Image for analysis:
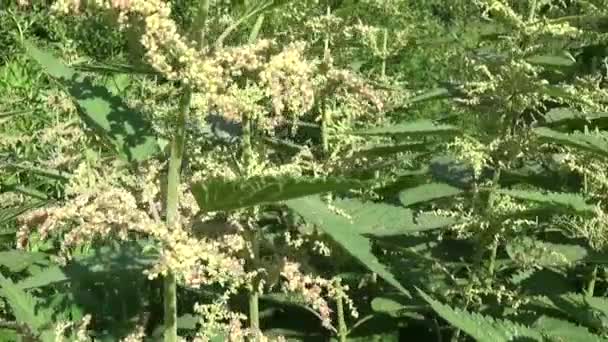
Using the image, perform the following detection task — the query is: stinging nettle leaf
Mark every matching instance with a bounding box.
[23,40,160,163]
[330,198,455,235]
[286,196,411,297]
[496,188,596,215]
[399,182,463,207]
[506,237,588,267]
[350,120,459,138]
[541,108,608,130]
[418,289,543,342]
[534,127,608,159]
[533,316,606,342]
[526,53,576,67]
[0,273,55,337]
[17,266,68,290]
[0,251,49,273]
[192,176,366,213]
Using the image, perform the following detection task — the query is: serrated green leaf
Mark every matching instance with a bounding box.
[17,266,68,289]
[399,183,463,207]
[23,40,159,163]
[535,293,608,332]
[542,108,608,129]
[371,297,424,319]
[534,127,608,159]
[533,316,606,342]
[330,198,455,235]
[286,196,410,297]
[0,201,47,226]
[192,176,365,213]
[0,273,55,337]
[0,251,49,273]
[351,120,459,137]
[418,289,543,342]
[352,142,428,158]
[497,189,596,214]
[403,87,454,104]
[526,53,576,67]
[506,237,588,266]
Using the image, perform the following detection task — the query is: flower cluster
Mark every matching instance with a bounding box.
[280,260,358,330]
[17,183,157,262]
[144,225,251,290]
[51,0,385,131]
[192,301,286,342]
[259,42,316,117]
[17,160,253,292]
[53,314,92,342]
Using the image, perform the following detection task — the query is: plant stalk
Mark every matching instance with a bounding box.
[241,112,260,336]
[163,86,192,342]
[528,0,538,22]
[381,27,388,79]
[321,7,331,156]
[587,265,598,298]
[337,295,347,342]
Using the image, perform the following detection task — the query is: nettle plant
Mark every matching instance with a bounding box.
[2,1,439,341]
[402,0,608,341]
[4,0,608,341]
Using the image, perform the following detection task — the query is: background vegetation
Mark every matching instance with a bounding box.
[1,0,608,341]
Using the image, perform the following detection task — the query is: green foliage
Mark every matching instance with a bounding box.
[418,289,544,342]
[535,127,608,159]
[286,196,411,296]
[399,183,463,207]
[496,189,597,215]
[192,176,366,213]
[23,40,160,163]
[3,0,608,340]
[0,250,50,273]
[351,120,459,138]
[0,273,55,340]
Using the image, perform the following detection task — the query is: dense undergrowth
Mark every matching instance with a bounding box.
[1,0,608,341]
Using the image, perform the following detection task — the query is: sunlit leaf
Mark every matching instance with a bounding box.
[351,120,459,137]
[286,196,410,297]
[399,183,463,207]
[192,176,365,213]
[24,40,160,163]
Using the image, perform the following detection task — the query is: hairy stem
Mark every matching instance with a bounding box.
[587,265,598,298]
[486,168,502,278]
[337,295,347,342]
[488,237,499,277]
[163,87,192,342]
[241,112,260,335]
[528,0,538,22]
[194,0,210,50]
[381,27,388,79]
[321,7,331,156]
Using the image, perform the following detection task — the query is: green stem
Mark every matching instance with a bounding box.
[527,0,538,22]
[381,27,388,79]
[587,265,598,298]
[241,112,260,335]
[249,228,260,335]
[163,87,192,342]
[486,168,502,278]
[242,113,253,174]
[337,295,347,342]
[488,237,499,277]
[321,7,331,156]
[249,285,260,333]
[194,0,210,50]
